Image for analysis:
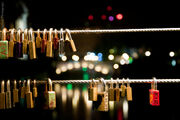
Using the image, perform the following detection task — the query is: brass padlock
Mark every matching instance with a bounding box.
[115,80,120,101]
[88,79,97,101]
[8,29,15,57]
[23,29,28,54]
[29,29,37,59]
[33,80,38,98]
[120,79,126,97]
[21,80,26,99]
[0,81,6,109]
[126,78,132,101]
[46,28,53,57]
[0,28,8,59]
[26,79,34,109]
[15,29,23,58]
[6,80,12,109]
[13,80,19,107]
[36,29,42,48]
[41,29,47,53]
[65,29,77,52]
[108,78,115,101]
[44,78,56,109]
[53,29,59,50]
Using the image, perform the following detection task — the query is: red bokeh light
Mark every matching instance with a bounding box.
[88,15,94,20]
[107,6,112,11]
[101,14,107,20]
[116,13,123,20]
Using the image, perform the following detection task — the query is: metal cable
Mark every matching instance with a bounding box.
[35,79,180,84]
[1,28,180,34]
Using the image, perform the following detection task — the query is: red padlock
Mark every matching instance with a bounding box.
[149,78,160,106]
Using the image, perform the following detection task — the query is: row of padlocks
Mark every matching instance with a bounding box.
[0,28,76,59]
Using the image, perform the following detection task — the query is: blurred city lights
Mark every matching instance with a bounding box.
[72,55,79,61]
[132,52,138,59]
[82,62,88,68]
[61,86,67,104]
[122,53,129,60]
[84,53,99,61]
[101,14,107,20]
[116,13,123,20]
[128,57,133,64]
[74,62,81,69]
[54,84,61,94]
[72,89,80,109]
[88,14,94,20]
[123,99,129,119]
[109,16,114,21]
[107,6,112,11]
[171,60,176,66]
[145,51,151,57]
[56,68,61,74]
[108,54,114,60]
[109,101,114,111]
[97,53,103,61]
[109,49,115,54]
[120,59,126,65]
[61,66,67,72]
[67,63,74,70]
[113,64,119,69]
[101,68,109,74]
[169,51,175,57]
[95,65,102,72]
[88,63,94,69]
[61,56,67,61]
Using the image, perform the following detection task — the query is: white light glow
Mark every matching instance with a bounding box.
[61,86,67,104]
[169,51,175,57]
[88,63,94,69]
[67,63,73,70]
[74,62,80,69]
[61,66,67,72]
[122,53,129,60]
[56,68,61,74]
[61,56,67,61]
[145,51,151,56]
[82,62,88,68]
[113,64,119,69]
[108,54,114,60]
[120,59,126,65]
[95,65,102,72]
[123,99,129,119]
[102,68,109,74]
[72,55,79,61]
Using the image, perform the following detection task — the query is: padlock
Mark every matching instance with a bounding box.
[33,80,38,98]
[0,28,8,59]
[120,79,126,97]
[46,28,53,57]
[13,80,19,107]
[19,80,26,108]
[126,78,132,101]
[88,79,97,101]
[44,78,56,109]
[115,80,120,101]
[59,28,65,57]
[8,29,15,57]
[53,29,59,50]
[14,29,23,58]
[26,79,34,108]
[36,29,42,48]
[108,78,115,101]
[29,29,37,59]
[65,29,77,52]
[6,80,12,109]
[149,78,160,106]
[93,78,109,112]
[0,81,6,109]
[41,29,47,53]
[23,29,28,54]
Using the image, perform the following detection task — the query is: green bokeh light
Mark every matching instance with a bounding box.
[67,84,72,90]
[128,57,133,64]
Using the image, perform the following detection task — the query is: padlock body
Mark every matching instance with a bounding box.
[22,39,28,54]
[33,87,38,98]
[127,86,132,101]
[0,41,8,59]
[6,91,12,109]
[41,39,46,53]
[88,87,97,101]
[115,88,120,101]
[53,37,59,50]
[44,91,56,109]
[29,41,36,59]
[8,41,14,57]
[13,89,19,103]
[108,88,115,101]
[0,93,6,109]
[26,92,34,108]
[149,89,160,106]
[36,36,41,48]
[46,41,53,57]
[121,85,126,97]
[14,42,22,58]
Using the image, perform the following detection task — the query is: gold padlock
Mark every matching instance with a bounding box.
[108,78,115,101]
[33,80,38,98]
[21,80,26,99]
[120,79,126,97]
[13,80,19,107]
[29,29,37,59]
[115,80,120,101]
[65,29,77,52]
[126,78,132,101]
[26,79,34,109]
[8,29,15,57]
[46,28,53,57]
[23,29,28,54]
[36,29,42,48]
[0,81,5,109]
[88,79,97,101]
[0,28,8,59]
[6,80,12,109]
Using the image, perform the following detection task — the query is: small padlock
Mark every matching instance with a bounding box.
[41,29,47,53]
[126,78,132,101]
[13,80,19,107]
[0,28,8,59]
[20,80,26,108]
[120,79,126,97]
[8,29,15,57]
[33,80,38,98]
[6,80,12,109]
[44,78,56,109]
[53,29,59,50]
[108,78,115,101]
[46,28,53,57]
[36,29,42,48]
[14,29,23,58]
[0,81,5,109]
[29,29,37,59]
[59,28,65,57]
[23,29,28,54]
[65,29,77,52]
[115,80,120,101]
[149,78,160,106]
[26,79,34,109]
[88,79,97,101]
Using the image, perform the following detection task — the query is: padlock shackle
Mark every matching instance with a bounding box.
[29,28,34,42]
[2,28,7,41]
[27,79,31,92]
[127,78,130,87]
[65,29,72,40]
[1,80,5,93]
[110,78,113,88]
[37,29,40,37]
[6,80,10,92]
[48,28,53,42]
[60,28,64,41]
[24,29,28,40]
[33,80,37,88]
[14,80,17,89]
[54,29,58,38]
[48,78,53,91]
[43,29,47,40]
[17,29,21,42]
[10,28,15,41]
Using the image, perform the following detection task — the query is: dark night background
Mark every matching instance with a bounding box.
[1,0,180,120]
